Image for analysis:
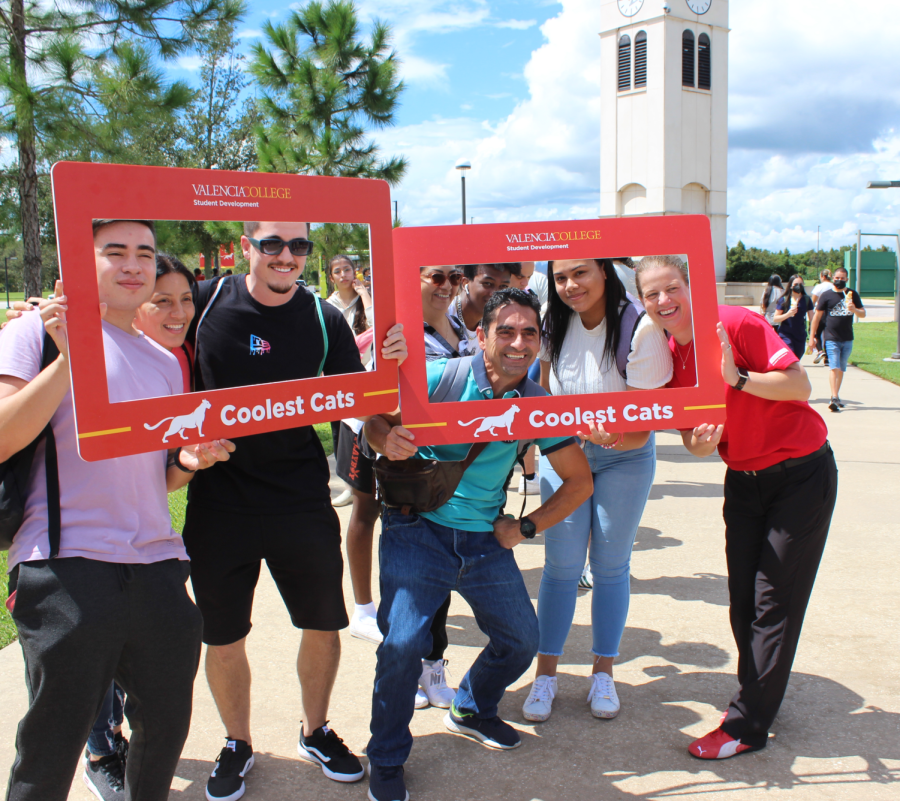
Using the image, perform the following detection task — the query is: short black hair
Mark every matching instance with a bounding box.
[156,253,194,286]
[92,219,156,245]
[481,287,541,334]
[459,263,519,281]
[834,266,849,277]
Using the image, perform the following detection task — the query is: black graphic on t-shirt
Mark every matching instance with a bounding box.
[817,288,863,343]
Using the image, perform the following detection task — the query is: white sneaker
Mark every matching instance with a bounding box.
[348,610,383,644]
[517,475,540,496]
[414,688,429,709]
[418,659,456,708]
[587,672,620,719]
[578,562,593,590]
[522,675,557,722]
[332,489,353,507]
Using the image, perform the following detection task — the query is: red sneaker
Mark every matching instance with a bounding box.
[689,727,757,759]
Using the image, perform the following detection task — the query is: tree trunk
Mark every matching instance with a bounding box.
[204,247,213,280]
[11,0,42,298]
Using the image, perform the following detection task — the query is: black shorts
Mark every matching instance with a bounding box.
[182,504,348,645]
[335,421,375,494]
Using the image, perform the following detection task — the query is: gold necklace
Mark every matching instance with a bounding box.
[675,340,694,371]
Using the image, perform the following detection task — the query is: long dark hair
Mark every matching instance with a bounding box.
[761,274,783,313]
[330,254,368,336]
[545,258,628,378]
[156,253,194,286]
[781,273,807,309]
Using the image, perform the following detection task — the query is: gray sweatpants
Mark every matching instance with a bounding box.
[5,557,203,801]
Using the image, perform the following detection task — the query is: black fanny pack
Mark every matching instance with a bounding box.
[374,442,488,515]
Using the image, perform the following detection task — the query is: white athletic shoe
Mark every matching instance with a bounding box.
[587,672,620,719]
[522,675,558,722]
[348,610,383,644]
[517,475,540,496]
[418,659,456,708]
[332,489,353,507]
[414,688,429,709]
[578,562,593,590]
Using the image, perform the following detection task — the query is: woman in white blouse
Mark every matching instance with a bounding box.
[326,254,374,336]
[522,258,672,724]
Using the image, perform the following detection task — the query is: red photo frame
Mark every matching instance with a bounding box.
[393,215,726,446]
[52,162,398,461]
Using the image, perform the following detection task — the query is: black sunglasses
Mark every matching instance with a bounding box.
[247,236,314,256]
[424,271,463,287]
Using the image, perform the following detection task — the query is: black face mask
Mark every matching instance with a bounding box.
[833,279,847,289]
[792,285,803,293]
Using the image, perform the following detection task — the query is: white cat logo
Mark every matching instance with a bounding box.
[144,399,212,443]
[458,404,520,437]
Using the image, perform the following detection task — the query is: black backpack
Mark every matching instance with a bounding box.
[0,332,61,557]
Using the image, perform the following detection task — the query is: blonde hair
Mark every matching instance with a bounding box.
[634,255,689,299]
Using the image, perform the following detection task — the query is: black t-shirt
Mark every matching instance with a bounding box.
[775,292,813,347]
[817,288,863,342]
[188,276,364,513]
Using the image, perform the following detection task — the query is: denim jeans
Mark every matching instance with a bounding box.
[824,339,853,372]
[537,435,656,658]
[368,511,539,767]
[86,682,125,757]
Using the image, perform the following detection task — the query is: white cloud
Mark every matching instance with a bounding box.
[176,55,203,72]
[398,54,450,86]
[237,29,264,39]
[370,0,900,251]
[495,19,537,30]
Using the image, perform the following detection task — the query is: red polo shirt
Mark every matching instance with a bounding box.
[668,306,827,472]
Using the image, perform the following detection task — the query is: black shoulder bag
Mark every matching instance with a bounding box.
[0,332,62,556]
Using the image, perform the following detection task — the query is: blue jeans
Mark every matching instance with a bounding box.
[537,436,656,658]
[86,683,125,757]
[825,339,852,372]
[368,511,539,766]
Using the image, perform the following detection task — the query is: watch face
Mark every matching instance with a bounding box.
[618,0,643,17]
[687,0,712,13]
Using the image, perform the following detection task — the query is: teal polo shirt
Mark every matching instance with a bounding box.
[415,356,575,532]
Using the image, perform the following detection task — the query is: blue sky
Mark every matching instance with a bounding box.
[174,0,900,254]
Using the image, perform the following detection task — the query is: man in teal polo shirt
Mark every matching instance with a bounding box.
[363,288,592,801]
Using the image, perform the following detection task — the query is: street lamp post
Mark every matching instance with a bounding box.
[455,161,471,225]
[4,256,16,309]
[865,180,900,360]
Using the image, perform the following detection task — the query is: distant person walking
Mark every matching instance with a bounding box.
[773,274,815,359]
[809,267,865,412]
[760,275,783,326]
[809,269,835,364]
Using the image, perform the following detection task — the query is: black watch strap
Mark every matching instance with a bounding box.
[520,515,537,539]
[733,367,749,391]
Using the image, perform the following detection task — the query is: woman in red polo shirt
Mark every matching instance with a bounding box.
[634,255,837,760]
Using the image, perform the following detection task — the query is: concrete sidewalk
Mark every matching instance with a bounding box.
[1,358,898,800]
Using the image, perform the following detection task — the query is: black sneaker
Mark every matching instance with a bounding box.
[367,763,409,801]
[828,398,840,412]
[114,732,129,767]
[298,723,364,782]
[83,753,125,800]
[443,702,521,750]
[836,398,846,408]
[206,739,254,801]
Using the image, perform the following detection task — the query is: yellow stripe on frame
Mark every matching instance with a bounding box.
[684,404,727,411]
[78,426,132,439]
[405,422,448,428]
[363,388,400,397]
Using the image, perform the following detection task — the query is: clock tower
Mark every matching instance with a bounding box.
[599,0,729,278]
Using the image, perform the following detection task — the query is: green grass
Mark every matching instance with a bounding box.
[849,322,900,386]
[0,551,14,650]
[314,422,334,457]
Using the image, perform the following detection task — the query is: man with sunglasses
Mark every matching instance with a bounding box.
[182,221,407,800]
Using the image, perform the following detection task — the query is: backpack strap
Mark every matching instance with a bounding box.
[430,355,475,403]
[615,294,646,381]
[313,294,329,377]
[39,333,61,558]
[193,275,227,344]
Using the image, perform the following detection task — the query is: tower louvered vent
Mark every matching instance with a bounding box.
[698,33,711,90]
[618,34,631,91]
[634,31,647,88]
[682,30,695,87]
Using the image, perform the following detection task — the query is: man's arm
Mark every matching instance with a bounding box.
[165,440,236,492]
[364,411,413,460]
[493,442,591,548]
[808,309,825,346]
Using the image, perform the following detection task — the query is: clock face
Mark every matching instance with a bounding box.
[618,0,643,17]
[687,0,712,13]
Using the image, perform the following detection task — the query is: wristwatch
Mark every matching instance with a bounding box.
[520,515,537,539]
[732,367,749,391]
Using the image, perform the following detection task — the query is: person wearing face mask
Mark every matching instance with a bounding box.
[809,269,835,365]
[772,274,815,359]
[808,267,865,412]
